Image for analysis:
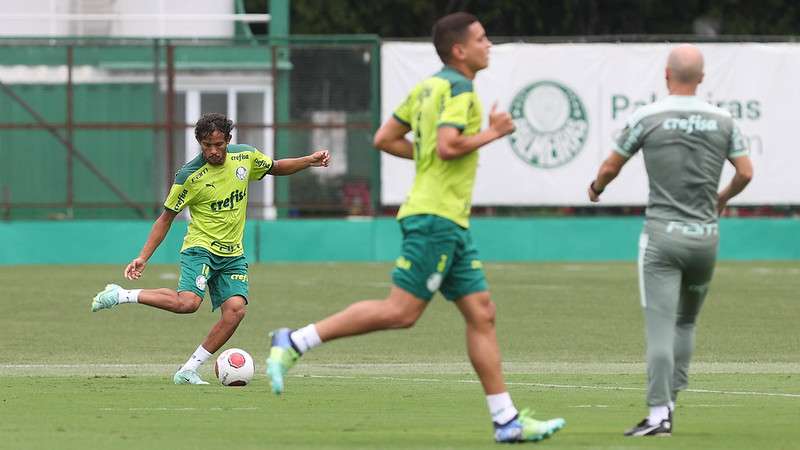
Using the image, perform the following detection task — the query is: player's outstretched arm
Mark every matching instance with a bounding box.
[436,103,515,160]
[373,117,413,159]
[124,209,178,280]
[269,150,330,176]
[717,155,753,214]
[588,152,628,202]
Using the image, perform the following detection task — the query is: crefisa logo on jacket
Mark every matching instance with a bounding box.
[509,80,589,169]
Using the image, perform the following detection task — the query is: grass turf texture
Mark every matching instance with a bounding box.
[1,262,798,449]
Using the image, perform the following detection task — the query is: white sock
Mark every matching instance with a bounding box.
[487,392,519,425]
[647,405,670,425]
[668,401,675,412]
[179,345,212,373]
[290,324,322,354]
[117,289,141,304]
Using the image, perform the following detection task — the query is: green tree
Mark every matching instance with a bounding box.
[244,0,800,37]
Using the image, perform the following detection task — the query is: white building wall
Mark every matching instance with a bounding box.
[114,0,234,38]
[0,0,236,37]
[1,0,71,36]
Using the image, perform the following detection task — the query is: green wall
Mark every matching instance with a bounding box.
[0,83,158,220]
[0,218,797,265]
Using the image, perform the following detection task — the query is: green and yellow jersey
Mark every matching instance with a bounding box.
[393,66,483,228]
[163,144,273,257]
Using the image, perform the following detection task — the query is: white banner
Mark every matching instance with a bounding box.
[381,42,796,205]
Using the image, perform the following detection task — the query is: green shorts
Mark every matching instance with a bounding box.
[391,214,488,301]
[178,247,249,311]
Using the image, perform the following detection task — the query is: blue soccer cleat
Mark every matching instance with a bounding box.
[266,328,300,395]
[494,409,566,443]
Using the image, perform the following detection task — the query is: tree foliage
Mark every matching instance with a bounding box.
[244,0,800,36]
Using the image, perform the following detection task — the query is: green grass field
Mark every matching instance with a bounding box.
[1,262,799,450]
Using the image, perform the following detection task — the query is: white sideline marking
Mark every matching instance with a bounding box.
[1,363,797,399]
[565,404,738,409]
[296,374,800,399]
[99,407,259,412]
[294,361,800,375]
[2,361,799,375]
[684,404,740,408]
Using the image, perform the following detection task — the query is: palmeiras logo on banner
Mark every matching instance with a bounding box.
[508,80,589,168]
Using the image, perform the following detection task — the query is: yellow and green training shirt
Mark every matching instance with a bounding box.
[393,65,483,228]
[163,144,273,257]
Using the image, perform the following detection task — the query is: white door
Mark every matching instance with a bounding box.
[183,87,275,219]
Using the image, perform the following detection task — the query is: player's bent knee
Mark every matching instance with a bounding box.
[384,303,420,329]
[461,292,496,327]
[483,299,497,324]
[392,312,418,329]
[472,304,496,330]
[383,289,426,329]
[182,301,201,314]
[224,306,246,323]
[177,292,202,313]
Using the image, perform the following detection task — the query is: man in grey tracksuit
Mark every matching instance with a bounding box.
[588,44,754,437]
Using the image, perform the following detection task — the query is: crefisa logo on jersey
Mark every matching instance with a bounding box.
[174,189,189,210]
[235,166,247,180]
[509,80,589,169]
[662,115,719,134]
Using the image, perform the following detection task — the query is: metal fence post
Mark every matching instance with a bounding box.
[66,45,74,218]
[165,42,176,191]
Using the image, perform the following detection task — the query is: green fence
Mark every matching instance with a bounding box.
[0,36,381,220]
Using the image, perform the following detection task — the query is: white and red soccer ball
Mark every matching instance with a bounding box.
[214,348,255,386]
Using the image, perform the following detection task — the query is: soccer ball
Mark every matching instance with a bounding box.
[214,348,255,386]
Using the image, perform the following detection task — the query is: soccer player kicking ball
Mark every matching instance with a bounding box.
[588,44,753,436]
[91,113,329,385]
[266,13,565,443]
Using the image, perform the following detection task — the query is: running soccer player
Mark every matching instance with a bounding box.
[91,112,330,385]
[265,13,565,443]
[588,44,753,436]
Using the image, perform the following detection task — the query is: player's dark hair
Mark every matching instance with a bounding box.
[432,12,479,64]
[194,112,234,141]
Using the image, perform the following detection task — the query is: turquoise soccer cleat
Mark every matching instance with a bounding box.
[266,328,300,395]
[173,369,209,385]
[91,284,121,312]
[494,409,566,443]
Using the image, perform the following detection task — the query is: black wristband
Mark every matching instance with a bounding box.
[590,181,604,195]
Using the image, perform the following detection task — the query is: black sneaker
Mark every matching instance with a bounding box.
[669,409,674,432]
[623,417,672,437]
